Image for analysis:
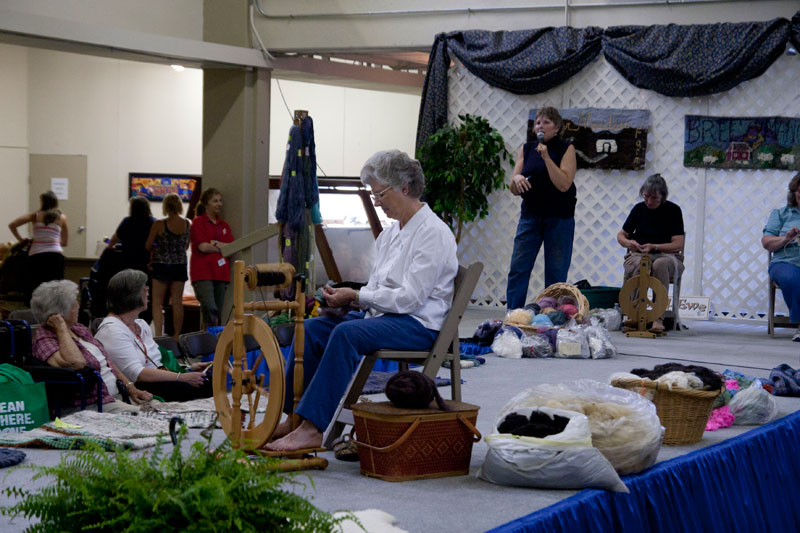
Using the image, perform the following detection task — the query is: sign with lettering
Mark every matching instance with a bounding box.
[684,115,800,170]
[667,296,711,320]
[0,383,49,433]
[528,108,651,170]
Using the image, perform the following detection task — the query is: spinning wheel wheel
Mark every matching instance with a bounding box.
[619,255,669,338]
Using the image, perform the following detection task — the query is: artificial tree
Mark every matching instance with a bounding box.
[417,113,513,243]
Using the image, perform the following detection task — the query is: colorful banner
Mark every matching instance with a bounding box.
[528,108,651,170]
[684,115,800,170]
[129,173,199,202]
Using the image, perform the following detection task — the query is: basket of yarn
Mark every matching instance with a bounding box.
[535,283,590,321]
[610,377,724,445]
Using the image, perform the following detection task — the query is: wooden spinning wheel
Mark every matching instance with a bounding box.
[619,255,669,338]
[212,260,327,469]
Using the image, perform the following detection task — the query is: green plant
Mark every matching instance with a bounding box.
[2,426,350,532]
[417,113,513,243]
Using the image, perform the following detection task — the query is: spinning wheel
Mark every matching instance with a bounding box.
[212,260,327,469]
[619,255,669,338]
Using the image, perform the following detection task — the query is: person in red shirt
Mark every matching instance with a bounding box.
[189,188,234,327]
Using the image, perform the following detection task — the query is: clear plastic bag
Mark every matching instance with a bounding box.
[584,318,617,359]
[520,334,553,358]
[478,406,628,492]
[591,307,622,331]
[555,324,590,358]
[729,381,779,425]
[498,380,663,475]
[491,329,523,359]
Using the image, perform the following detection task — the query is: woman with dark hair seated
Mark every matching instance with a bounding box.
[95,269,212,402]
[267,149,459,452]
[31,280,150,414]
[617,173,685,331]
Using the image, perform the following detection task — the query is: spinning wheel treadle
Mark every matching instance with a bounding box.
[619,255,668,338]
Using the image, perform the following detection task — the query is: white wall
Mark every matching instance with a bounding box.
[268,79,420,176]
[26,49,202,254]
[0,44,28,244]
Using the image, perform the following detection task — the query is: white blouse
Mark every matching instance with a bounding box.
[358,203,459,331]
[77,338,119,397]
[95,317,163,383]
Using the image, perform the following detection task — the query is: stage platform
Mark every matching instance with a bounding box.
[2,309,800,532]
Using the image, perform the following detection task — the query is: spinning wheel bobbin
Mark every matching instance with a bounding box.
[619,255,669,338]
[212,260,327,469]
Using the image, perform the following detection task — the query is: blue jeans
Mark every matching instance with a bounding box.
[283,311,438,433]
[506,215,575,309]
[769,261,800,322]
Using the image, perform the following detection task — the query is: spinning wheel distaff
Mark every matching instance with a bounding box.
[212,260,327,469]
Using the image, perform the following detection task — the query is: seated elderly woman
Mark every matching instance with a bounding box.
[617,173,685,332]
[94,269,213,401]
[30,280,151,414]
[267,149,459,452]
[762,172,800,341]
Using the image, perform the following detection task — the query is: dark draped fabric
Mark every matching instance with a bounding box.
[416,12,799,149]
[416,28,603,150]
[603,18,791,97]
[490,410,800,533]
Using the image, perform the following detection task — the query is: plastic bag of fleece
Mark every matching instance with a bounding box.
[477,406,628,493]
[497,380,663,475]
[555,321,590,358]
[728,381,779,425]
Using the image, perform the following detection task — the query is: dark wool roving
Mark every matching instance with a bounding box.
[523,302,542,315]
[547,309,568,326]
[498,411,570,438]
[631,363,724,391]
[386,371,450,411]
[498,413,529,434]
[529,411,570,433]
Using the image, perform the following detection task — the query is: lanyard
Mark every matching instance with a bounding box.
[133,328,160,368]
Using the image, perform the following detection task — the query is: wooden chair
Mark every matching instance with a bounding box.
[767,251,799,336]
[322,262,483,449]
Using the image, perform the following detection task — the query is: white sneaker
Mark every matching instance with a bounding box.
[793,328,800,342]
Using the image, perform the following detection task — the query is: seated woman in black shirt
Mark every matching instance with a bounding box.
[616,173,685,331]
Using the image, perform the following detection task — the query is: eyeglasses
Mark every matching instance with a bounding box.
[371,186,393,200]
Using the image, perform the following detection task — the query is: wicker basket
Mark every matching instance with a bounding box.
[504,282,591,333]
[611,377,724,445]
[351,400,481,482]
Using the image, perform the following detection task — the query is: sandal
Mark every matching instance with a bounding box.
[332,435,360,462]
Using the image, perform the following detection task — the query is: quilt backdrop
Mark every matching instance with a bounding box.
[684,115,800,170]
[528,108,650,170]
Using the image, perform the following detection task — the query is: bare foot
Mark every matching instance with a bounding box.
[265,420,323,451]
[651,319,665,332]
[271,416,293,439]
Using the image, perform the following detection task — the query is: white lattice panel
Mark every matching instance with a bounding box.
[448,54,800,323]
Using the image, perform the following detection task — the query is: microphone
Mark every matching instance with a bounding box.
[537,131,545,143]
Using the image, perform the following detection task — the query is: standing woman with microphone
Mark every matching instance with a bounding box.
[505,106,577,310]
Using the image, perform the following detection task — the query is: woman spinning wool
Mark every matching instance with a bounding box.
[267,150,459,452]
[617,173,685,332]
[506,107,578,310]
[762,173,800,341]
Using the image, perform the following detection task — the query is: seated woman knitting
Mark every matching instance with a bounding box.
[616,173,685,332]
[762,173,800,341]
[31,280,150,414]
[95,269,213,402]
[267,149,459,452]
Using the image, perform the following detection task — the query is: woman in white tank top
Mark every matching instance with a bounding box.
[8,190,70,304]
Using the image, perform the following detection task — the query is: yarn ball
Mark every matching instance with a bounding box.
[506,309,533,325]
[537,297,558,309]
[386,371,449,411]
[540,307,557,315]
[497,325,524,339]
[523,302,541,315]
[560,304,579,318]
[547,309,568,326]
[557,295,578,307]
[531,314,553,327]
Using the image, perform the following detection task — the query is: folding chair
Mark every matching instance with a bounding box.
[178,331,218,362]
[323,262,483,448]
[767,251,800,336]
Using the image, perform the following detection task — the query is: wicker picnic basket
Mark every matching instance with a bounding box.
[505,282,591,333]
[611,377,724,445]
[351,400,481,482]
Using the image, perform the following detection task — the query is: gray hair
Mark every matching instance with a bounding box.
[360,150,425,199]
[639,173,669,203]
[107,269,148,314]
[30,280,78,323]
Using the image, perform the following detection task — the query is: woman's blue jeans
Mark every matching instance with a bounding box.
[506,215,575,309]
[769,261,800,322]
[283,311,438,433]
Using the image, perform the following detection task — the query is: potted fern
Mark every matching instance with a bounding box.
[2,426,350,532]
[417,113,513,243]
